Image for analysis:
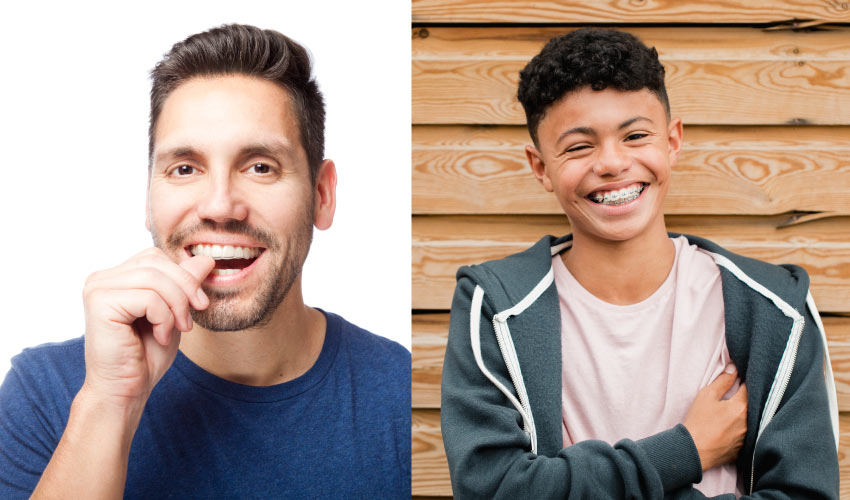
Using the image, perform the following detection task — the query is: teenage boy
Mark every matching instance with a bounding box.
[441,28,838,499]
[0,24,409,499]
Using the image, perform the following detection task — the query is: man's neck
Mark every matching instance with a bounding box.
[563,222,676,306]
[178,278,326,386]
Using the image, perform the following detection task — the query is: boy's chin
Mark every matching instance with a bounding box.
[575,216,663,244]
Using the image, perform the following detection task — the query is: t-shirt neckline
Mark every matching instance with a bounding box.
[171,309,341,403]
[553,237,684,313]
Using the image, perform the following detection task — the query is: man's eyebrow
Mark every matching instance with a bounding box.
[155,147,198,164]
[239,140,295,158]
[153,140,295,165]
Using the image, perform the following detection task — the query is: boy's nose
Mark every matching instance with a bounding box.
[593,143,631,177]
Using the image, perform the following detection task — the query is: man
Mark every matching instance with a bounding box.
[0,24,410,499]
[440,28,838,498]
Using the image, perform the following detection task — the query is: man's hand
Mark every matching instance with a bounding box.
[683,366,748,471]
[80,247,215,409]
[31,248,214,500]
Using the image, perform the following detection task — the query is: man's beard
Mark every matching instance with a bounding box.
[152,209,313,332]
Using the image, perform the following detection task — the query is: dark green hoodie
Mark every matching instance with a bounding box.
[441,233,839,499]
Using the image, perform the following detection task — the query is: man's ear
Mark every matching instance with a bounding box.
[313,159,337,230]
[667,117,684,166]
[525,145,553,192]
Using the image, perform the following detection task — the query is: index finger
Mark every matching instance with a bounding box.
[130,252,214,310]
[179,255,215,308]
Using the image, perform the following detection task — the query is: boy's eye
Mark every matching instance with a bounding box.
[626,133,649,141]
[566,145,590,153]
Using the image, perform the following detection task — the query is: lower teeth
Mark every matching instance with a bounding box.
[211,268,240,276]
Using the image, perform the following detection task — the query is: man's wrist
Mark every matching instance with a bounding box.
[71,384,147,444]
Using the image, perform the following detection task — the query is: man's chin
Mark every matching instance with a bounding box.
[191,305,272,332]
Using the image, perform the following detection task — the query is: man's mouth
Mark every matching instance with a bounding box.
[587,183,646,206]
[189,244,264,276]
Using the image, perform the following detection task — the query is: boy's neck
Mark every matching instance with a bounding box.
[562,222,676,306]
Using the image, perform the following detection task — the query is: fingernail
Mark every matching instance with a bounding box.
[186,312,193,330]
[725,364,737,374]
[196,287,208,306]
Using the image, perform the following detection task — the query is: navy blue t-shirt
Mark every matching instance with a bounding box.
[0,311,411,499]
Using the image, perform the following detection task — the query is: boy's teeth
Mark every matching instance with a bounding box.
[592,184,645,205]
[190,244,260,259]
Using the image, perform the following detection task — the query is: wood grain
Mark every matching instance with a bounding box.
[412,0,850,24]
[413,27,850,62]
[413,410,850,497]
[412,125,850,215]
[412,314,448,409]
[412,214,850,312]
[412,27,850,125]
[413,314,850,411]
[413,59,850,125]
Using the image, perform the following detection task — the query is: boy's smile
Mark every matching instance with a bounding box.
[526,87,682,244]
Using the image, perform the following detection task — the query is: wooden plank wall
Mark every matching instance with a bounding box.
[411,2,850,498]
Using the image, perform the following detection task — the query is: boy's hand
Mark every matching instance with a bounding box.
[79,248,215,412]
[682,366,748,471]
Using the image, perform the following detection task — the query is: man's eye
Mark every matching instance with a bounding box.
[174,165,195,176]
[250,163,272,174]
[566,145,590,153]
[626,133,648,141]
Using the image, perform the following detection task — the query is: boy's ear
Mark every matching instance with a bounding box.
[526,145,554,192]
[667,117,684,166]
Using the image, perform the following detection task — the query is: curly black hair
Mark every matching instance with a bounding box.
[518,28,669,146]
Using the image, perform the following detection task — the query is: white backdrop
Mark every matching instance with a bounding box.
[0,0,411,377]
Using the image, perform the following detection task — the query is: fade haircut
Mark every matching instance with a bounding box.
[517,28,669,146]
[148,24,325,183]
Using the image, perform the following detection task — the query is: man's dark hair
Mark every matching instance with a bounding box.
[517,28,669,146]
[149,24,325,183]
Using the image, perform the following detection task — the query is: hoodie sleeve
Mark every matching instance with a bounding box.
[663,291,839,500]
[441,276,705,499]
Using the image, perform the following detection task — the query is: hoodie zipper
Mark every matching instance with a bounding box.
[492,315,535,444]
[749,315,804,494]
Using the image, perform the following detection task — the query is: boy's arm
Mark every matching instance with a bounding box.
[441,276,739,499]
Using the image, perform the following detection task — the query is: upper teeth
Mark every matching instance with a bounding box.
[190,244,260,259]
[592,184,644,205]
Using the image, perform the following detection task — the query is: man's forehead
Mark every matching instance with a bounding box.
[152,75,304,163]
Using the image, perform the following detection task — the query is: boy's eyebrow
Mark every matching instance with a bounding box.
[556,126,595,145]
[555,116,654,145]
[618,116,654,129]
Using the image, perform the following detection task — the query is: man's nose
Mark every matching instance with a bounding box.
[195,172,248,222]
[592,141,631,177]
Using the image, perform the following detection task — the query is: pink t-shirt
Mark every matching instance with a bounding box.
[554,236,741,496]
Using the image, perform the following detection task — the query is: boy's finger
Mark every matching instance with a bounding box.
[710,371,737,397]
[732,383,748,402]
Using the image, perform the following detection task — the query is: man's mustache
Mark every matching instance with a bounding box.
[165,220,280,251]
